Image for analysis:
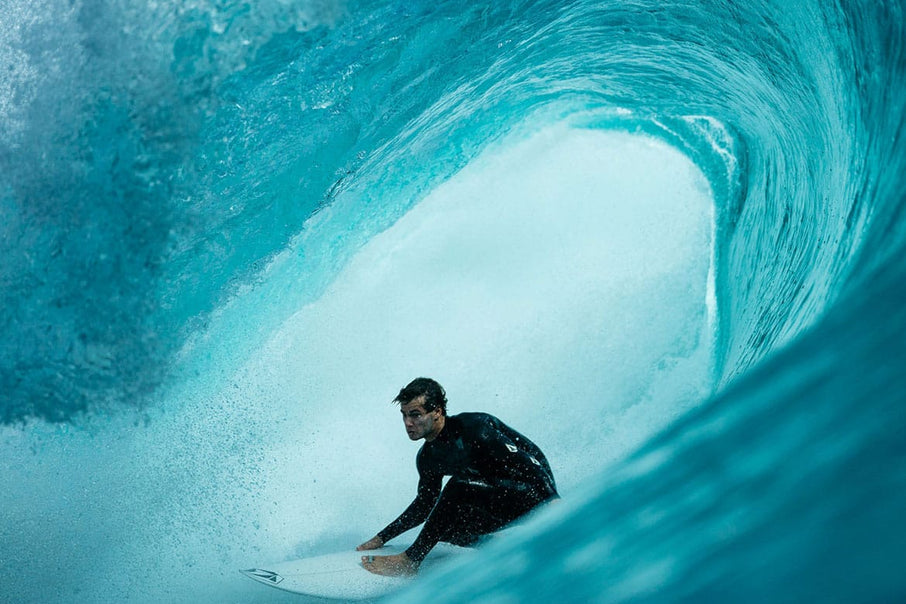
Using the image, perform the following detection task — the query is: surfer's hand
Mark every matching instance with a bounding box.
[356,536,384,551]
[361,552,418,577]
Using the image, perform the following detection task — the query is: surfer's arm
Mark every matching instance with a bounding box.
[376,469,442,544]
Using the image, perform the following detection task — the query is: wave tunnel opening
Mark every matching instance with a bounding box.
[1,122,717,603]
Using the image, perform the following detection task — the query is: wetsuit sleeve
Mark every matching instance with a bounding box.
[376,455,442,544]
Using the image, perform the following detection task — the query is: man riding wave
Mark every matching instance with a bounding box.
[358,378,558,576]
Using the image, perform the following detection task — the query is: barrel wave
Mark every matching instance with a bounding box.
[1,0,904,602]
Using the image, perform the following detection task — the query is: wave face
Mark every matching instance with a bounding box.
[2,0,905,602]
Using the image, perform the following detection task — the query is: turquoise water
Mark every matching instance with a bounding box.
[2,0,905,602]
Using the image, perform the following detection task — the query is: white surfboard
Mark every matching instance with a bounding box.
[240,543,472,600]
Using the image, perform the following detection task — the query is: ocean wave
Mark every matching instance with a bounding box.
[2,0,905,601]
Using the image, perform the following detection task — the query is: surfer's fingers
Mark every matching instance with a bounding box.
[356,536,383,551]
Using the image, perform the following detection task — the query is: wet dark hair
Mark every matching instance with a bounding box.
[393,377,447,416]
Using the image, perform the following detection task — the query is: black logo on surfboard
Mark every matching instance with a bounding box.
[241,568,284,584]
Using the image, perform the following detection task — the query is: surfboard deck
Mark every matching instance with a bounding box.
[240,543,471,600]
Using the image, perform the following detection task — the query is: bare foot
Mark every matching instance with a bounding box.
[361,552,419,577]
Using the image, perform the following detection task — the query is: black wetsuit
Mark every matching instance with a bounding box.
[377,412,558,562]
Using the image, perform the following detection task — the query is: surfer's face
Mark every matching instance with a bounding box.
[400,398,443,441]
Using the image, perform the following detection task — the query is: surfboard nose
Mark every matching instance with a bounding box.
[240,568,284,584]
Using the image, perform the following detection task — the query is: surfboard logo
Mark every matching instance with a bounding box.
[506,443,518,453]
[242,568,284,584]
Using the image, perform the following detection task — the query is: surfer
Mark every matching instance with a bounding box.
[358,377,558,576]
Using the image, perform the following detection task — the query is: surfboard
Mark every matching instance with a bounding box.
[240,543,472,600]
